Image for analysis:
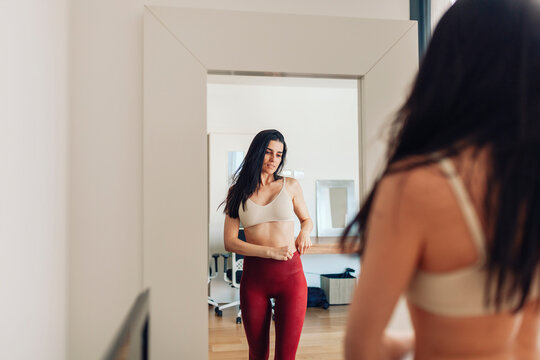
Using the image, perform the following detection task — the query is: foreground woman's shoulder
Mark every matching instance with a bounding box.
[379,156,447,209]
[387,154,444,181]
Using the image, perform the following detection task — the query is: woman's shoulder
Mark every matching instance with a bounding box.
[377,155,448,213]
[387,153,441,175]
[385,155,445,187]
[385,147,490,191]
[282,176,301,195]
[282,176,298,185]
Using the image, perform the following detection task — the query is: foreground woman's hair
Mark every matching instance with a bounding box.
[343,0,540,311]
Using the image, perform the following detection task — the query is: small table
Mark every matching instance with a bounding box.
[306,236,359,254]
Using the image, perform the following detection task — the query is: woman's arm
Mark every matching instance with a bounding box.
[288,178,313,254]
[344,170,429,360]
[514,299,540,359]
[224,215,294,260]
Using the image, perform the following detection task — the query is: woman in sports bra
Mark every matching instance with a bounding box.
[223,129,313,360]
[342,0,540,359]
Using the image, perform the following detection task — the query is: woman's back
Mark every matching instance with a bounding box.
[344,1,540,357]
[404,148,539,359]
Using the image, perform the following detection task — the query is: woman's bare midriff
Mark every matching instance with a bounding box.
[409,302,539,360]
[243,221,296,252]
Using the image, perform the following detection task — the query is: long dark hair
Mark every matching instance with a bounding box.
[224,129,287,218]
[343,0,540,311]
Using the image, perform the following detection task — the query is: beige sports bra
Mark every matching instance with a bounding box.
[406,157,539,316]
[238,177,296,228]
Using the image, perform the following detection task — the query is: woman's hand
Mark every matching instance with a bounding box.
[295,230,312,255]
[268,246,295,261]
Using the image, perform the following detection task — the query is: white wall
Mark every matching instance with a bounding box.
[70,1,409,359]
[0,1,69,359]
[69,0,144,359]
[207,77,361,302]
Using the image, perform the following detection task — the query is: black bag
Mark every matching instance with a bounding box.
[321,267,356,279]
[307,287,329,309]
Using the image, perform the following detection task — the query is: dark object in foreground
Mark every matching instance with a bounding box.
[102,289,150,360]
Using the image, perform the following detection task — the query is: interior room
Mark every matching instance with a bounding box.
[207,75,361,302]
[3,1,462,360]
[206,75,362,358]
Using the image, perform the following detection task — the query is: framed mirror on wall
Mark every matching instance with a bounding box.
[144,6,418,359]
[227,151,244,185]
[316,180,357,237]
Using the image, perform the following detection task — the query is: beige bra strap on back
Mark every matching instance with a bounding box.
[438,158,487,263]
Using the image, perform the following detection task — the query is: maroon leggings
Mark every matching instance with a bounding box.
[240,252,307,360]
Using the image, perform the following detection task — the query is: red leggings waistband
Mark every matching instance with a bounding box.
[243,251,302,278]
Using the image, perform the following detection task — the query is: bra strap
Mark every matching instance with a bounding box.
[438,158,487,263]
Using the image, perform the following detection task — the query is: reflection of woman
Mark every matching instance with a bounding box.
[343,0,540,359]
[223,129,312,360]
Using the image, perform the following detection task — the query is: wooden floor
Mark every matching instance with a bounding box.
[209,305,349,359]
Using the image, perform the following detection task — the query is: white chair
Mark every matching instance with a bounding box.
[208,253,220,309]
[216,252,243,324]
